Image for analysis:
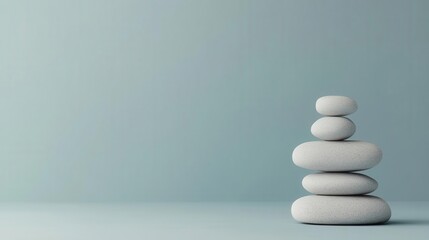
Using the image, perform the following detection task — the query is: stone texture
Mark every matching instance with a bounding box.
[311,117,356,140]
[292,141,382,172]
[302,173,378,195]
[316,96,358,116]
[291,195,391,225]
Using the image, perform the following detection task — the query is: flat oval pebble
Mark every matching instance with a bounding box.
[292,141,382,172]
[291,195,391,225]
[316,96,358,116]
[311,117,356,140]
[302,173,378,195]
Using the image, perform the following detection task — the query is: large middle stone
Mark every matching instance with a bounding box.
[292,141,382,171]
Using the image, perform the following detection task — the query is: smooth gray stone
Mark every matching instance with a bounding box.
[316,96,358,116]
[291,195,391,225]
[292,141,382,172]
[302,173,378,195]
[311,117,356,140]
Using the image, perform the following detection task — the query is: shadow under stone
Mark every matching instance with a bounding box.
[297,219,429,226]
[386,219,429,226]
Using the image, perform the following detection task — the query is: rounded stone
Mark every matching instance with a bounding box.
[292,141,382,172]
[302,173,378,195]
[316,96,358,116]
[291,195,391,225]
[311,117,356,140]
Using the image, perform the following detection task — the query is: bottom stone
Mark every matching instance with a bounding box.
[291,195,391,225]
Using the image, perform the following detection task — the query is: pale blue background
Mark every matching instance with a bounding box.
[0,0,428,201]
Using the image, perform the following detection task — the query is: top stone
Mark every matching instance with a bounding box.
[316,96,358,116]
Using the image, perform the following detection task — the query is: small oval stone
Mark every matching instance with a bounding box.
[316,96,358,116]
[311,117,356,140]
[292,141,382,172]
[291,195,391,225]
[302,173,378,195]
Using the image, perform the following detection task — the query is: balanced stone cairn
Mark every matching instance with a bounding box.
[291,96,391,225]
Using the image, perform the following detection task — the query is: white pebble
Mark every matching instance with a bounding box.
[316,96,357,116]
[311,117,356,140]
[291,195,391,225]
[292,141,382,171]
[302,173,378,195]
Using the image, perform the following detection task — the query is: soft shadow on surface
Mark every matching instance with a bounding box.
[386,219,429,226]
[300,222,388,227]
[297,219,429,226]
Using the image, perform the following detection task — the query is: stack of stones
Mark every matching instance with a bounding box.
[291,96,391,225]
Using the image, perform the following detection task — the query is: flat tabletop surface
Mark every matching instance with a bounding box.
[0,202,427,240]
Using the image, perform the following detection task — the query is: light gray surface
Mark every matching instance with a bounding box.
[311,117,356,140]
[302,173,378,195]
[292,195,391,224]
[293,141,382,171]
[315,96,358,116]
[0,202,427,239]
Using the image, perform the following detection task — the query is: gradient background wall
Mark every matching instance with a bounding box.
[1,0,428,202]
